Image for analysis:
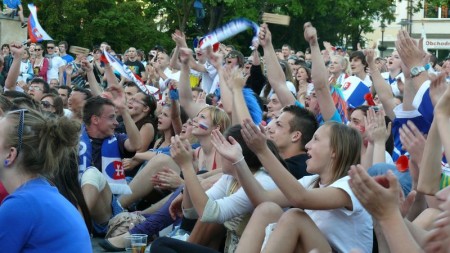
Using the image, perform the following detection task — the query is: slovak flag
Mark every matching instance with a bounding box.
[342,76,370,108]
[102,49,158,95]
[27,4,53,43]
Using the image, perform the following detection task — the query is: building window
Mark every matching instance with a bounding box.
[424,0,450,18]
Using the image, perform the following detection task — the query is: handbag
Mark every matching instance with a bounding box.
[105,212,146,238]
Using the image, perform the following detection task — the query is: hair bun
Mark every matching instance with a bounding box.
[40,116,81,148]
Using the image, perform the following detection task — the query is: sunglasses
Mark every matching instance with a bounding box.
[35,48,42,51]
[7,109,28,155]
[47,47,54,49]
[41,100,55,109]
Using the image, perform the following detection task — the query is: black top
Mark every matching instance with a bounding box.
[284,153,311,180]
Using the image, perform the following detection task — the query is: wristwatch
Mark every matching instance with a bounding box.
[410,66,426,78]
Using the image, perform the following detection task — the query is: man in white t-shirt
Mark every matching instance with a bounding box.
[46,41,66,82]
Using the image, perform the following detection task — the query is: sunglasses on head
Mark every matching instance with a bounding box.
[7,109,28,155]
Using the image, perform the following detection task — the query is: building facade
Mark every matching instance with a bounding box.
[365,0,450,61]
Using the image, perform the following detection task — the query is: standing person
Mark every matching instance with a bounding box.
[281,44,291,60]
[17,49,33,83]
[32,44,49,81]
[58,41,74,64]
[92,48,105,86]
[1,44,13,79]
[45,41,65,84]
[0,55,5,88]
[17,48,33,83]
[0,109,92,252]
[124,47,146,79]
[381,51,403,96]
[57,85,71,108]
[346,51,372,86]
[328,55,349,87]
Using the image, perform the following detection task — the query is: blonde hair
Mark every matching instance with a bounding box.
[199,106,231,133]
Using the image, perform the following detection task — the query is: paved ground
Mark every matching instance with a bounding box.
[92,237,151,252]
[92,237,113,253]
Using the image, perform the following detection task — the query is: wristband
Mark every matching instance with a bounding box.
[232,156,245,165]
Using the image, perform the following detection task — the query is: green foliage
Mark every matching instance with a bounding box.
[20,0,422,56]
[21,0,173,54]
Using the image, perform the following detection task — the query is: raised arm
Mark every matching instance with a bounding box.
[349,165,422,253]
[227,68,253,125]
[304,22,337,121]
[366,49,396,120]
[4,43,23,90]
[170,96,183,135]
[396,31,429,93]
[104,62,120,88]
[434,82,450,179]
[178,48,206,118]
[365,108,391,164]
[417,76,447,195]
[210,128,290,207]
[208,52,233,116]
[169,30,188,71]
[241,120,352,210]
[109,86,142,152]
[171,136,208,217]
[81,59,102,97]
[259,23,296,106]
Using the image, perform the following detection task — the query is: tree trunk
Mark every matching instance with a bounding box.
[179,0,195,32]
[207,2,225,32]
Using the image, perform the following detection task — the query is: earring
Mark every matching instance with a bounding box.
[4,160,8,167]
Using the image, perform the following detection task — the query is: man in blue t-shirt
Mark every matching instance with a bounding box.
[58,41,74,63]
[3,0,26,28]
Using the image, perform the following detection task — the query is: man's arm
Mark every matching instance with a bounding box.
[109,86,142,152]
[259,24,296,107]
[305,22,337,121]
[178,48,206,118]
[4,43,24,90]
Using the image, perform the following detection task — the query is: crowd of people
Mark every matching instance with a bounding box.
[0,19,450,253]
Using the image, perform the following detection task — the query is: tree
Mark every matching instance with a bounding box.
[21,0,173,54]
[19,0,422,55]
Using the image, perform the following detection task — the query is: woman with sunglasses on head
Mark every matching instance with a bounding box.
[0,109,92,252]
[32,44,49,82]
[40,93,64,117]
